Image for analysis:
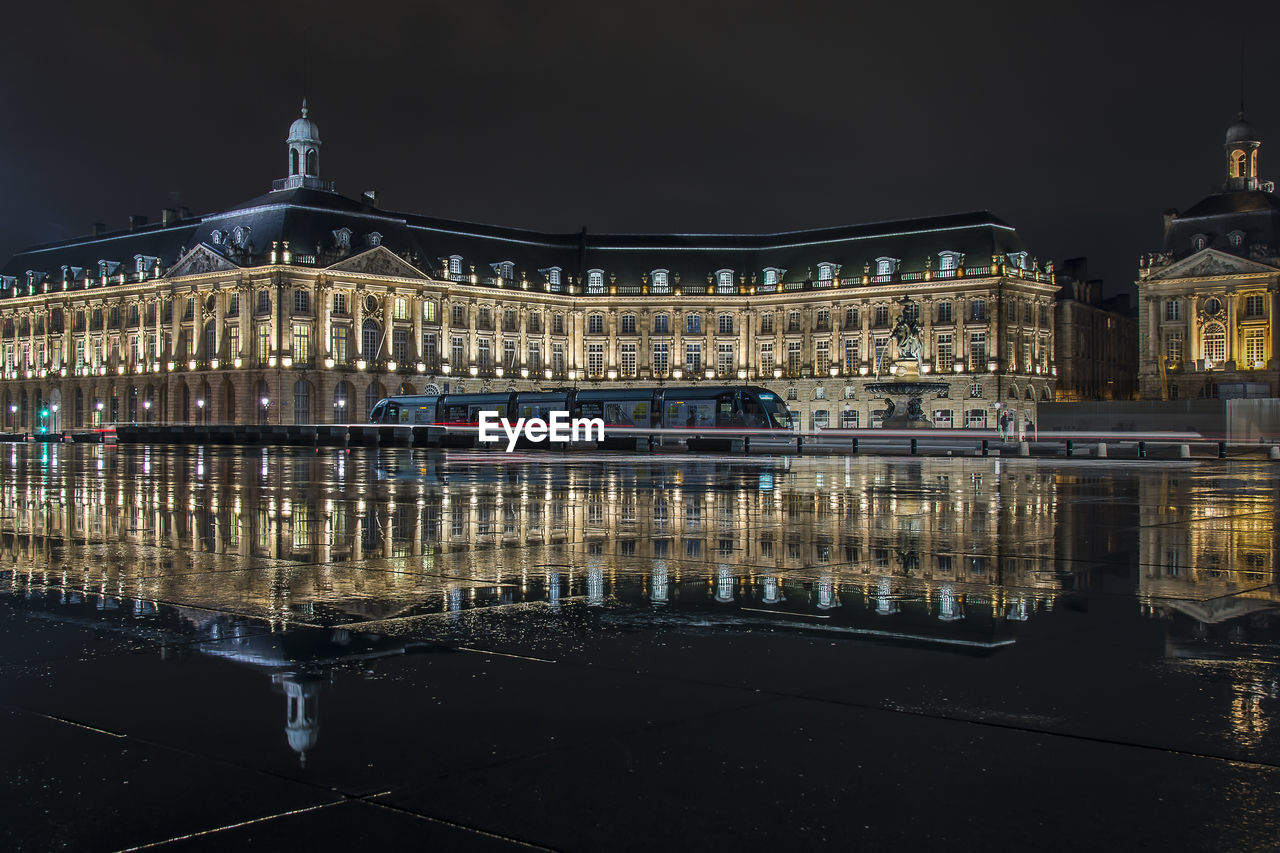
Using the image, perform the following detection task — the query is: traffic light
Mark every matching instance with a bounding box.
[37,408,49,434]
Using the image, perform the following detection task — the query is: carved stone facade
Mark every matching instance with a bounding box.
[0,105,1058,432]
[1138,116,1279,400]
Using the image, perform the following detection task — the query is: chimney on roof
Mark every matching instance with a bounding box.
[93,222,106,237]
[362,190,379,207]
[128,215,147,231]
[161,208,178,227]
[1162,208,1178,241]
[179,206,191,219]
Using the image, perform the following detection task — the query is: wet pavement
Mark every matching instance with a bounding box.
[1,443,1278,851]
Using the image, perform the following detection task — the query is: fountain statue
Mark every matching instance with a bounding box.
[866,295,949,428]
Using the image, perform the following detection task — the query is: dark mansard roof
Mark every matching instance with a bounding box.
[3,185,1030,290]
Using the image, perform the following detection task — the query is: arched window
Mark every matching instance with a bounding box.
[290,149,299,176]
[305,148,317,175]
[293,380,311,424]
[716,269,735,293]
[1203,324,1226,364]
[362,319,380,359]
[587,269,604,294]
[333,380,352,422]
[365,381,384,419]
[1232,150,1248,178]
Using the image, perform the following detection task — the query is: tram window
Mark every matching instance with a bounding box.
[716,392,740,426]
[413,406,433,424]
[369,401,386,423]
[741,395,767,427]
[384,403,399,424]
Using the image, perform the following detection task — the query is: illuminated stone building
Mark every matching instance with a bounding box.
[1053,258,1138,401]
[0,103,1058,432]
[1138,114,1279,400]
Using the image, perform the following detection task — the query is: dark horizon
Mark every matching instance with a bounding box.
[3,1,1278,295]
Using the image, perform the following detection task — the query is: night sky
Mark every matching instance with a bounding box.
[3,1,1278,295]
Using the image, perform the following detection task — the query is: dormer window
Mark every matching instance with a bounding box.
[332,228,352,251]
[651,269,670,293]
[816,262,838,284]
[762,267,785,289]
[210,230,227,247]
[543,266,563,289]
[1228,230,1245,248]
[492,261,515,282]
[587,269,604,294]
[1006,251,1028,270]
[366,232,382,247]
[232,226,251,248]
[445,255,464,280]
[938,251,963,273]
[1192,234,1208,252]
[715,269,735,293]
[874,257,899,277]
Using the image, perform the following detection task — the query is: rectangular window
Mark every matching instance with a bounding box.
[937,301,953,324]
[966,409,988,428]
[292,324,311,363]
[257,291,271,315]
[1163,332,1183,364]
[228,327,241,360]
[686,314,702,335]
[844,307,859,329]
[527,341,541,373]
[1244,329,1267,365]
[588,314,604,334]
[552,313,565,335]
[183,298,194,321]
[874,335,889,366]
[685,342,702,374]
[937,333,954,372]
[815,340,830,376]
[477,306,492,330]
[717,342,734,376]
[503,338,517,368]
[257,324,271,364]
[422,299,437,322]
[226,295,239,318]
[331,326,349,364]
[621,314,636,334]
[969,299,986,322]
[844,339,858,372]
[786,340,801,375]
[1165,300,1181,321]
[392,328,409,363]
[552,343,565,374]
[452,304,466,326]
[1024,303,1033,324]
[394,297,409,321]
[1022,341,1032,373]
[969,332,987,371]
[332,292,347,315]
[621,343,637,377]
[760,313,774,334]
[477,339,491,369]
[788,311,801,333]
[815,308,830,331]
[1007,299,1017,322]
[652,342,669,375]
[874,306,889,327]
[422,331,437,364]
[587,343,604,377]
[293,289,311,314]
[719,314,734,334]
[653,314,669,335]
[760,342,774,375]
[933,409,954,428]
[451,335,466,368]
[1245,294,1266,317]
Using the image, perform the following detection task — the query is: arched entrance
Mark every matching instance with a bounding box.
[332,380,353,423]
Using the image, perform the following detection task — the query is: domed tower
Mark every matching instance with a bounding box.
[1224,113,1261,191]
[289,99,321,178]
[274,100,333,192]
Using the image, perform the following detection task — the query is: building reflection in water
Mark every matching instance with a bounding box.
[1139,468,1280,748]
[0,444,1275,762]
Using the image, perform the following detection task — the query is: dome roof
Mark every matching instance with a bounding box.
[287,100,320,144]
[1226,113,1259,144]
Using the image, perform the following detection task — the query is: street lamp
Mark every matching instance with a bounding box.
[261,396,270,425]
[337,398,346,423]
[8,403,16,431]
[95,400,104,427]
[50,403,59,433]
[196,398,205,424]
[143,398,152,423]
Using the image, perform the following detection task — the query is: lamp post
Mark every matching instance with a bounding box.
[196,398,205,425]
[8,403,15,431]
[50,403,59,433]
[336,397,346,423]
[261,396,271,425]
[95,400,104,428]
[143,398,152,424]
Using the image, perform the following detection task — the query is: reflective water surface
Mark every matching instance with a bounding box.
[2,444,1278,850]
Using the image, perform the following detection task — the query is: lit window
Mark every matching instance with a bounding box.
[875,257,898,277]
[1203,324,1226,363]
[651,269,669,293]
[587,269,605,294]
[1165,300,1181,321]
[686,314,702,335]
[1245,294,1265,317]
[653,314,669,335]
[716,269,735,293]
